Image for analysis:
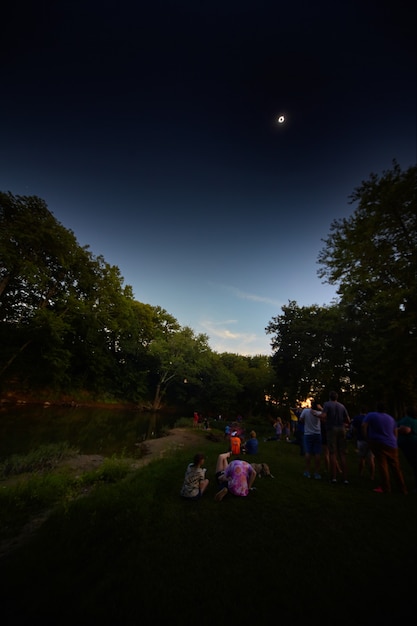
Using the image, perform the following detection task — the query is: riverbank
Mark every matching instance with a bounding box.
[2,430,415,625]
[61,426,207,473]
[0,426,207,559]
[0,393,144,411]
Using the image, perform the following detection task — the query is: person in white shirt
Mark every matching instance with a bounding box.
[300,401,323,479]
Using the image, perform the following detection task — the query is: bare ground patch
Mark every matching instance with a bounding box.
[0,428,211,558]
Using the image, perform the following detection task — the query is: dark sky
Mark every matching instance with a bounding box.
[1,0,416,354]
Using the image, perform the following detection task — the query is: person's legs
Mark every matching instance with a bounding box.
[371,442,390,492]
[322,444,330,473]
[247,466,257,490]
[399,440,417,491]
[339,450,347,481]
[367,450,375,480]
[357,442,366,476]
[335,428,348,481]
[386,447,407,494]
[330,452,338,480]
[304,452,311,474]
[214,486,228,501]
[327,430,337,480]
[310,435,322,476]
[215,452,231,473]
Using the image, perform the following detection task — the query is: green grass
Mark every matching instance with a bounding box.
[0,441,79,477]
[1,427,416,625]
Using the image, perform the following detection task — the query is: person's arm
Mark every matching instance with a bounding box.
[248,467,257,490]
[397,425,412,435]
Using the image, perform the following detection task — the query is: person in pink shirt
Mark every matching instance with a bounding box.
[214,452,257,501]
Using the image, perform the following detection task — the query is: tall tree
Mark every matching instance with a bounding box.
[0,192,137,396]
[317,161,417,413]
[148,322,210,410]
[266,301,352,408]
[0,192,97,383]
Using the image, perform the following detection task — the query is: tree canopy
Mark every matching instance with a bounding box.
[0,191,273,416]
[2,163,416,419]
[266,162,417,415]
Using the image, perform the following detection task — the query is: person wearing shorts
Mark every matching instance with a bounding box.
[321,391,350,484]
[300,401,323,479]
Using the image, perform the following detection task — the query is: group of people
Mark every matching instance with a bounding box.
[299,391,416,494]
[180,451,273,502]
[223,423,259,456]
[264,417,291,442]
[182,394,416,500]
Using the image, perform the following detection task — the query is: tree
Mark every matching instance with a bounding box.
[148,323,211,410]
[218,353,275,417]
[266,301,353,408]
[0,192,138,397]
[0,192,99,385]
[317,161,417,413]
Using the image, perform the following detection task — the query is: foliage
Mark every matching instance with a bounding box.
[0,191,274,412]
[0,449,138,543]
[266,301,352,409]
[79,456,133,484]
[0,442,79,477]
[266,162,417,414]
[317,161,417,413]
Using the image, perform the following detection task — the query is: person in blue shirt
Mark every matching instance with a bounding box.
[244,430,258,455]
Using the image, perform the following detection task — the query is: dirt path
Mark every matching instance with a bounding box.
[0,427,211,559]
[61,427,208,473]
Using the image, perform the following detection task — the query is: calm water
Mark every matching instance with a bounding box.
[0,405,180,458]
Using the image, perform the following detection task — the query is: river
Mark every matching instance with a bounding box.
[0,404,182,458]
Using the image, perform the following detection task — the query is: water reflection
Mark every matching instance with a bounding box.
[0,405,179,457]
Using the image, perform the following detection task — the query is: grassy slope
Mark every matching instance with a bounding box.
[2,427,416,625]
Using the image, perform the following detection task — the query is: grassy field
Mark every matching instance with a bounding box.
[2,424,416,625]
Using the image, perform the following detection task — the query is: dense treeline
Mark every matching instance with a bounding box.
[0,191,275,416]
[1,162,416,417]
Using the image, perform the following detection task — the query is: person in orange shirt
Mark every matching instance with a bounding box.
[230,431,241,455]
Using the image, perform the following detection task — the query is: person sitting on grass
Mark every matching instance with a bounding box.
[180,453,209,499]
[214,452,258,501]
[229,431,242,455]
[243,430,259,455]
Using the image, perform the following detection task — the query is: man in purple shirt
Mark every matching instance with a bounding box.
[362,402,407,494]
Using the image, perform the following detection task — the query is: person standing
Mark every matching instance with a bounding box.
[321,391,350,484]
[397,406,417,493]
[362,403,407,494]
[274,417,283,441]
[300,401,323,479]
[351,408,375,480]
[180,453,209,499]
